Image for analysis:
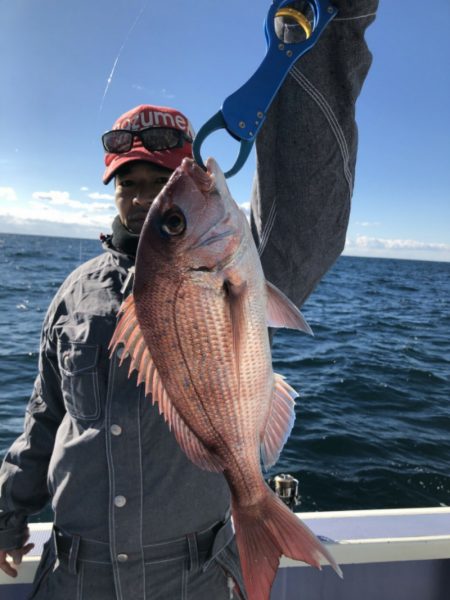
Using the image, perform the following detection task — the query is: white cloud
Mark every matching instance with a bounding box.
[0,187,17,202]
[31,190,114,213]
[80,186,89,192]
[131,85,175,99]
[87,192,114,201]
[32,190,83,209]
[344,235,450,262]
[0,212,109,240]
[161,88,175,99]
[355,221,381,227]
[0,204,114,231]
[352,235,450,252]
[90,202,115,211]
[239,201,251,219]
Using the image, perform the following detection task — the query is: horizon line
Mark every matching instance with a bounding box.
[1,229,449,264]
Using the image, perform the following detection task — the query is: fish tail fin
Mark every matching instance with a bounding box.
[232,491,342,600]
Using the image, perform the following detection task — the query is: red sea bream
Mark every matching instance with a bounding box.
[110,157,341,599]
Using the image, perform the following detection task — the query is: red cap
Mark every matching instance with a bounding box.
[102,104,195,184]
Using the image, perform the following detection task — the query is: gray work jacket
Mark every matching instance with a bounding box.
[0,246,230,589]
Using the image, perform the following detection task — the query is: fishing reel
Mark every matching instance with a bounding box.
[267,473,301,511]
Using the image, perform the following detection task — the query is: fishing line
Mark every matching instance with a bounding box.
[99,0,150,113]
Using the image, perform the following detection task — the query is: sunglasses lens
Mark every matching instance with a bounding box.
[102,128,192,154]
[103,130,133,153]
[140,128,182,151]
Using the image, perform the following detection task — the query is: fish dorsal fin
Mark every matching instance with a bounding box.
[266,281,313,335]
[109,294,223,473]
[260,373,298,470]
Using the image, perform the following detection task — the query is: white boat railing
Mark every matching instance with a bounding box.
[1,506,449,599]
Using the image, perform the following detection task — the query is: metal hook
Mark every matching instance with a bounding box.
[275,7,312,39]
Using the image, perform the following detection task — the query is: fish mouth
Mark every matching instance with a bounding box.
[180,157,214,193]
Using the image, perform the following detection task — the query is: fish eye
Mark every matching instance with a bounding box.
[161,207,186,236]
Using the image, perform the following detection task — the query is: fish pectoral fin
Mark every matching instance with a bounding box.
[265,280,313,335]
[224,277,248,387]
[260,373,298,470]
[109,294,223,473]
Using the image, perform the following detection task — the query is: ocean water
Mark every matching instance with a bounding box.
[0,232,449,515]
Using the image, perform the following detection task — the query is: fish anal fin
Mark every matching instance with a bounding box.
[260,373,298,470]
[266,280,313,335]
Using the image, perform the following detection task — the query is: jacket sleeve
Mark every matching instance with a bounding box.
[251,0,378,308]
[0,318,65,551]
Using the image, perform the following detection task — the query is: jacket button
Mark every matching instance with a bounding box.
[117,553,128,562]
[110,424,122,436]
[114,495,127,508]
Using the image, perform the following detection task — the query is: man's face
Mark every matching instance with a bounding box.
[114,162,173,234]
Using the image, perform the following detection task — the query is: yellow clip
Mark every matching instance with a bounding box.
[275,7,312,39]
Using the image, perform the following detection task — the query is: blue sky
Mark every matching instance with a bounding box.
[1,0,449,261]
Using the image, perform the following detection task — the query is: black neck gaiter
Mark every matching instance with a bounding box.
[111,215,140,258]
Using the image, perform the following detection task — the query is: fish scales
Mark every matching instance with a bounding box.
[164,273,269,456]
[167,281,242,447]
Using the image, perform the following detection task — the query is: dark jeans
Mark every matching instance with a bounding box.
[29,521,245,600]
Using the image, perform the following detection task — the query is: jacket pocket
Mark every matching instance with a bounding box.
[57,341,101,420]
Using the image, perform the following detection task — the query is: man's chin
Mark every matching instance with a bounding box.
[126,220,145,235]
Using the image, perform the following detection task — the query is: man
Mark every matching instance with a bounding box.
[1,104,243,599]
[0,3,378,598]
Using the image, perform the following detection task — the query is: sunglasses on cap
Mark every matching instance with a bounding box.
[102,127,193,154]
